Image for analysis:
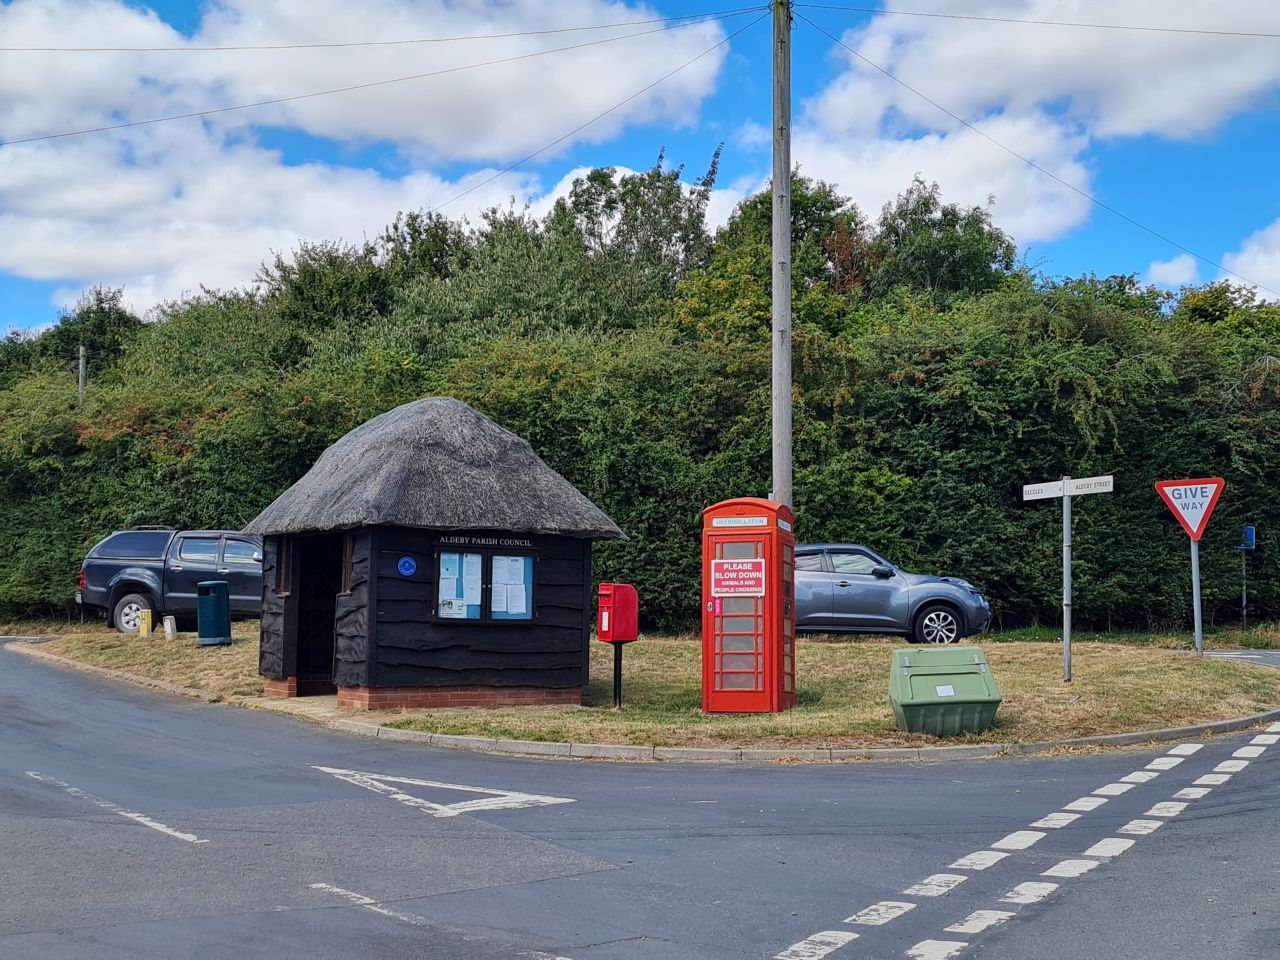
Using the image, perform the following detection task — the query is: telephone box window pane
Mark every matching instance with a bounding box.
[721,616,758,633]
[438,551,482,619]
[722,597,757,614]
[720,673,757,690]
[720,540,760,559]
[721,634,758,652]
[721,654,757,671]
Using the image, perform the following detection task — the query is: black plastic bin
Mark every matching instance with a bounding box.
[196,581,232,646]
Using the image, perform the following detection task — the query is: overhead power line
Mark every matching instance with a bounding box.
[796,12,1280,298]
[1,12,756,147]
[796,4,1280,39]
[0,6,766,52]
[433,10,771,213]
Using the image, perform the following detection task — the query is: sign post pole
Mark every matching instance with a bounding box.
[1190,538,1203,656]
[1062,475,1072,683]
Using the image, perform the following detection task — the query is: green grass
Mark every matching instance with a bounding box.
[989,623,1280,650]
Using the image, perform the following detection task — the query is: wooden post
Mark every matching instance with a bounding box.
[771,0,793,507]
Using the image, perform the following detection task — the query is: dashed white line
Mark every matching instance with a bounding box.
[1146,802,1188,817]
[26,771,209,844]
[1118,819,1165,836]
[1194,774,1231,786]
[1250,734,1279,746]
[310,883,429,927]
[1215,760,1250,773]
[907,940,969,960]
[1268,722,1280,733]
[950,850,1009,871]
[1146,757,1184,771]
[1120,771,1160,784]
[1083,837,1135,858]
[1032,812,1080,829]
[1174,787,1212,800]
[992,830,1046,851]
[1042,859,1101,878]
[945,910,1015,935]
[1093,782,1135,797]
[1233,746,1265,759]
[1001,881,1059,905]
[774,931,858,960]
[844,901,916,926]
[904,874,968,897]
[1064,796,1108,812]
[1167,743,1204,756]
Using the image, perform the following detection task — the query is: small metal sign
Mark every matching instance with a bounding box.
[710,516,769,528]
[1022,475,1113,501]
[397,556,417,577]
[710,559,766,597]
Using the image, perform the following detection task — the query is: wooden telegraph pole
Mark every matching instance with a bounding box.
[78,345,86,406]
[771,0,793,507]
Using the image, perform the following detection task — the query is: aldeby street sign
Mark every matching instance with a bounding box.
[1022,473,1114,683]
[1154,477,1225,541]
[1022,475,1114,501]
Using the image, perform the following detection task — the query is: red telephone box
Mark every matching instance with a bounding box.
[701,497,796,713]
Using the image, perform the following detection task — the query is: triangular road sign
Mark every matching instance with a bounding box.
[314,765,575,818]
[1155,478,1225,541]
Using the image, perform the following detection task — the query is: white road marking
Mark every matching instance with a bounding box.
[1120,771,1159,784]
[313,766,575,818]
[904,874,968,897]
[1233,746,1265,759]
[1167,743,1204,756]
[1064,796,1108,812]
[945,910,1015,935]
[907,940,968,960]
[1250,734,1279,745]
[1084,837,1135,858]
[1042,859,1101,878]
[1174,787,1212,800]
[1146,757,1184,771]
[1194,774,1231,786]
[1093,782,1135,796]
[26,771,208,844]
[310,884,428,927]
[1032,812,1080,829]
[844,901,915,926]
[1118,819,1165,836]
[992,830,1046,851]
[1001,881,1059,905]
[1146,802,1188,817]
[1215,760,1250,773]
[1268,723,1280,733]
[950,850,1008,871]
[774,931,857,960]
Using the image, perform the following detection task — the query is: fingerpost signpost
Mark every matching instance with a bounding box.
[1022,474,1114,682]
[1154,478,1226,655]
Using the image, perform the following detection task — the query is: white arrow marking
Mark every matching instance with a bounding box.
[27,771,208,844]
[313,766,575,817]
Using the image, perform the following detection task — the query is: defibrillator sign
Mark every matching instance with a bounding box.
[710,558,766,597]
[1155,478,1225,541]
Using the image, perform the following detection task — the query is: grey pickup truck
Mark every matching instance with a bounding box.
[77,527,263,632]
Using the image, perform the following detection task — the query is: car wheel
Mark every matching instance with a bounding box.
[915,604,961,644]
[112,593,154,634]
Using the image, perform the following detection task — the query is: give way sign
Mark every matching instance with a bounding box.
[1155,478,1225,541]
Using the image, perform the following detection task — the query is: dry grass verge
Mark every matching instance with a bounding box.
[7,624,1278,748]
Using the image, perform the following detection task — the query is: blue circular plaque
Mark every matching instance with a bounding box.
[397,556,417,577]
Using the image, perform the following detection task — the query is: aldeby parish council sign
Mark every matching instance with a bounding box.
[1155,477,1226,655]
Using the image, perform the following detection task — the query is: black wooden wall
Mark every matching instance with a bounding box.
[371,526,592,689]
[333,530,371,687]
[258,535,292,680]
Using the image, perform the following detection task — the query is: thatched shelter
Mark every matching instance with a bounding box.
[244,397,624,709]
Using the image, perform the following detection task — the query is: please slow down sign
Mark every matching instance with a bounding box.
[710,559,766,597]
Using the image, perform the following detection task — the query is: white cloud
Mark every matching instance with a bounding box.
[1145,253,1198,289]
[1222,220,1280,302]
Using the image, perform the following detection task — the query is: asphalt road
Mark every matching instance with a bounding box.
[2,644,1277,960]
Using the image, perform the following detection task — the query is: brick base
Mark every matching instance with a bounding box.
[337,685,582,711]
[262,676,298,698]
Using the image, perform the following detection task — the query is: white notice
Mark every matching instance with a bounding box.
[491,583,508,614]
[496,555,522,584]
[438,577,457,603]
[462,553,482,605]
[935,685,956,697]
[439,598,467,619]
[507,584,528,616]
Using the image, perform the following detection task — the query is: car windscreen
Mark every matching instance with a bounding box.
[92,531,171,559]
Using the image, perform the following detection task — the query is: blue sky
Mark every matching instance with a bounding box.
[3,0,1280,331]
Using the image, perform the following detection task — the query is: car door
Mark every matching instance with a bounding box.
[793,550,835,628]
[220,537,263,616]
[828,550,904,630]
[164,535,222,613]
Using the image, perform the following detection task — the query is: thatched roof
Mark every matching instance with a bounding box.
[244,397,624,540]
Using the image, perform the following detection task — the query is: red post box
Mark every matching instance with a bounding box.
[597,583,639,644]
[701,498,796,713]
